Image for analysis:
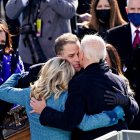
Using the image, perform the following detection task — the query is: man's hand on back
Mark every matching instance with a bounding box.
[30,97,46,114]
[104,87,130,107]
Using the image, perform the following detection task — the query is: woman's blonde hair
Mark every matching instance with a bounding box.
[30,57,75,100]
[88,0,127,31]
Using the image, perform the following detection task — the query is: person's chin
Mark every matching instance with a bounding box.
[75,67,81,72]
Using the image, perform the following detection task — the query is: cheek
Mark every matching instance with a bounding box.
[0,36,6,43]
[79,52,83,61]
[79,56,82,63]
[106,54,111,67]
[106,58,111,67]
[66,58,73,64]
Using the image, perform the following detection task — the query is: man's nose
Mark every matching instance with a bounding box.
[74,55,79,62]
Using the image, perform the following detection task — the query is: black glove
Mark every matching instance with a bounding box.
[104,87,130,107]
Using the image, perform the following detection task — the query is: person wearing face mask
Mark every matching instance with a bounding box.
[0,19,24,139]
[77,0,126,40]
[0,20,24,85]
[107,0,140,130]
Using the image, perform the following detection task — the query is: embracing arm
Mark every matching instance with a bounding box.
[104,86,139,125]
[5,0,30,19]
[46,0,78,18]
[104,87,139,116]
[78,106,125,131]
[0,74,30,106]
[127,95,139,115]
[39,79,85,131]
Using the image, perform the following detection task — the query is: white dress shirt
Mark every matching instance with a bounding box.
[130,22,140,43]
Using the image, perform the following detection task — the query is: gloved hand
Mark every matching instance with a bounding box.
[113,106,125,121]
[104,87,130,107]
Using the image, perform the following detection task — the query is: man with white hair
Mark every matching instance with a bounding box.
[79,35,107,69]
[31,34,130,139]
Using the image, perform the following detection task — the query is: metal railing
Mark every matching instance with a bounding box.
[95,130,140,140]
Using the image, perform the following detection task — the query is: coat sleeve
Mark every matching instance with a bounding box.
[5,0,29,19]
[128,95,139,116]
[121,79,139,124]
[17,63,43,88]
[0,74,30,106]
[46,0,78,18]
[78,106,125,131]
[124,93,139,125]
[39,79,85,131]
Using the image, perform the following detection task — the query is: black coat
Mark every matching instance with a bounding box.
[39,62,129,140]
[77,0,91,14]
[107,23,140,130]
[107,23,140,93]
[107,23,132,66]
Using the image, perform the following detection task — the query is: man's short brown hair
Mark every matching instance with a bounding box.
[55,33,79,55]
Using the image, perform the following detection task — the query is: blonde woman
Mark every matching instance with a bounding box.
[0,57,124,140]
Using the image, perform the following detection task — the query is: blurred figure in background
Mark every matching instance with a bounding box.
[77,0,127,40]
[107,0,140,130]
[76,0,91,23]
[0,0,20,51]
[0,19,24,85]
[5,0,78,70]
[117,0,128,22]
[0,19,24,139]
[104,44,139,126]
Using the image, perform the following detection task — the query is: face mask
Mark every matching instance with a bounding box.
[96,9,110,24]
[128,13,140,27]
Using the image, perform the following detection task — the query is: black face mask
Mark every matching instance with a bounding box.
[96,9,110,24]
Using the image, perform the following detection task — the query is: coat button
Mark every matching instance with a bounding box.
[133,84,136,88]
[48,20,52,24]
[133,67,136,70]
[48,37,52,40]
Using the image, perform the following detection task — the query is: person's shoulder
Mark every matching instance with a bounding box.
[108,23,130,33]
[18,63,44,88]
[110,72,126,84]
[30,63,44,71]
[29,63,44,74]
[69,69,86,86]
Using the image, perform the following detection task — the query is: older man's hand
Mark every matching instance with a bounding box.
[30,97,46,114]
[104,87,130,107]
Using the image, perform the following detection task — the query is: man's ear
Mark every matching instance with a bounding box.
[125,6,128,14]
[81,51,84,59]
[80,50,84,60]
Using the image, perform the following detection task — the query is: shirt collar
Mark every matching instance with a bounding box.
[130,23,140,42]
[130,23,137,35]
